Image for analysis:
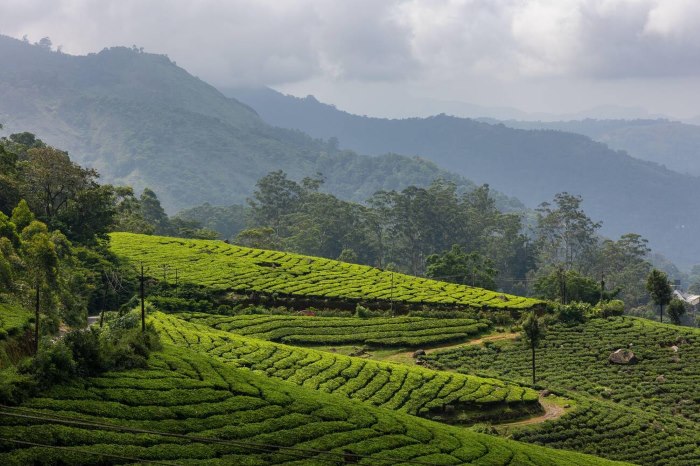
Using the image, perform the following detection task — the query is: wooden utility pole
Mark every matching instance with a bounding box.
[174,268,179,297]
[600,272,605,303]
[140,263,146,332]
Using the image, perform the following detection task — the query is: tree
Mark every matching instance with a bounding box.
[11,199,35,231]
[521,312,545,385]
[426,244,497,289]
[21,220,59,352]
[535,193,601,271]
[667,298,687,326]
[534,269,619,305]
[646,269,672,323]
[140,188,171,235]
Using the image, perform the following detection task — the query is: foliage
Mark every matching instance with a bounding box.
[646,269,672,322]
[426,316,700,465]
[0,342,617,465]
[534,269,611,305]
[555,301,590,324]
[175,312,490,348]
[110,232,544,311]
[593,299,625,318]
[666,298,687,325]
[426,244,497,290]
[156,313,539,420]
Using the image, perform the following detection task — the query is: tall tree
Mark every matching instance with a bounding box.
[646,269,672,323]
[426,244,497,289]
[521,311,545,385]
[535,193,601,271]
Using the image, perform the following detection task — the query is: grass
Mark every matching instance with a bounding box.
[175,312,490,348]
[110,232,543,311]
[155,312,540,424]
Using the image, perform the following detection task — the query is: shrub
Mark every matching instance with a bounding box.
[29,339,77,386]
[556,302,590,324]
[593,300,625,318]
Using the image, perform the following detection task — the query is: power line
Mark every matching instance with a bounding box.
[0,406,447,465]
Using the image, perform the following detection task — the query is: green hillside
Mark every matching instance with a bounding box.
[175,312,489,347]
[157,313,539,423]
[111,233,542,310]
[0,339,626,465]
[424,316,700,464]
[0,34,498,212]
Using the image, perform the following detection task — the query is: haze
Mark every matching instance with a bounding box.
[2,0,700,119]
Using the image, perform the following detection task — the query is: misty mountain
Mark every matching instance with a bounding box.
[227,87,700,268]
[474,118,700,177]
[0,35,512,213]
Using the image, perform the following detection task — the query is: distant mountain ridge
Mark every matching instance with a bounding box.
[0,34,514,213]
[227,87,700,268]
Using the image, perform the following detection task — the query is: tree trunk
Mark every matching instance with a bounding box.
[659,304,663,323]
[34,281,40,354]
[532,345,536,385]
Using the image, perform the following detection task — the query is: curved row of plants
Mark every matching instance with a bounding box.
[425,316,700,422]
[155,313,539,423]
[0,344,623,465]
[175,312,490,348]
[110,233,543,311]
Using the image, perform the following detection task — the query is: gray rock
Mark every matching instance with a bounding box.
[609,349,638,365]
[413,349,427,358]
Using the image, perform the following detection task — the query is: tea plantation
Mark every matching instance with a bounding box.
[110,233,542,310]
[425,316,700,465]
[0,303,31,340]
[0,343,626,465]
[176,312,490,347]
[156,313,539,423]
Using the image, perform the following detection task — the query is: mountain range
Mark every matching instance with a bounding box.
[228,87,700,268]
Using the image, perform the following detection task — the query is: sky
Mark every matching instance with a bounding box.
[2,0,700,120]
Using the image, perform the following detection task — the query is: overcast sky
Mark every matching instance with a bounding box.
[3,0,700,119]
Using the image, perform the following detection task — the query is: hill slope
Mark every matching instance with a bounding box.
[228,87,700,267]
[0,34,494,212]
[110,233,543,310]
[0,340,625,465]
[488,118,700,177]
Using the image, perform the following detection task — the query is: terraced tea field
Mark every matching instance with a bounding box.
[426,317,700,421]
[509,395,700,465]
[0,303,31,339]
[156,313,539,423]
[110,233,542,310]
[424,316,700,465]
[0,344,625,465]
[176,313,490,347]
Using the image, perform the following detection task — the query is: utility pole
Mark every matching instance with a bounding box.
[100,270,107,328]
[600,272,606,303]
[161,264,168,283]
[140,262,146,332]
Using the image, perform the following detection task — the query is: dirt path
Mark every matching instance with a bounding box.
[380,331,519,365]
[494,394,569,431]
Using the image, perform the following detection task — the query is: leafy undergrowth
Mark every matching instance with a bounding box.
[110,233,542,310]
[425,316,700,465]
[0,343,627,465]
[156,313,540,424]
[176,312,490,347]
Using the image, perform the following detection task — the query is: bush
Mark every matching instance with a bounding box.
[355,304,370,318]
[556,302,590,324]
[593,300,625,318]
[29,339,77,386]
[64,327,103,376]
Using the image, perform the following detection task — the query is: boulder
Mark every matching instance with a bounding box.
[656,375,667,383]
[413,349,427,358]
[609,349,638,365]
[671,345,679,353]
